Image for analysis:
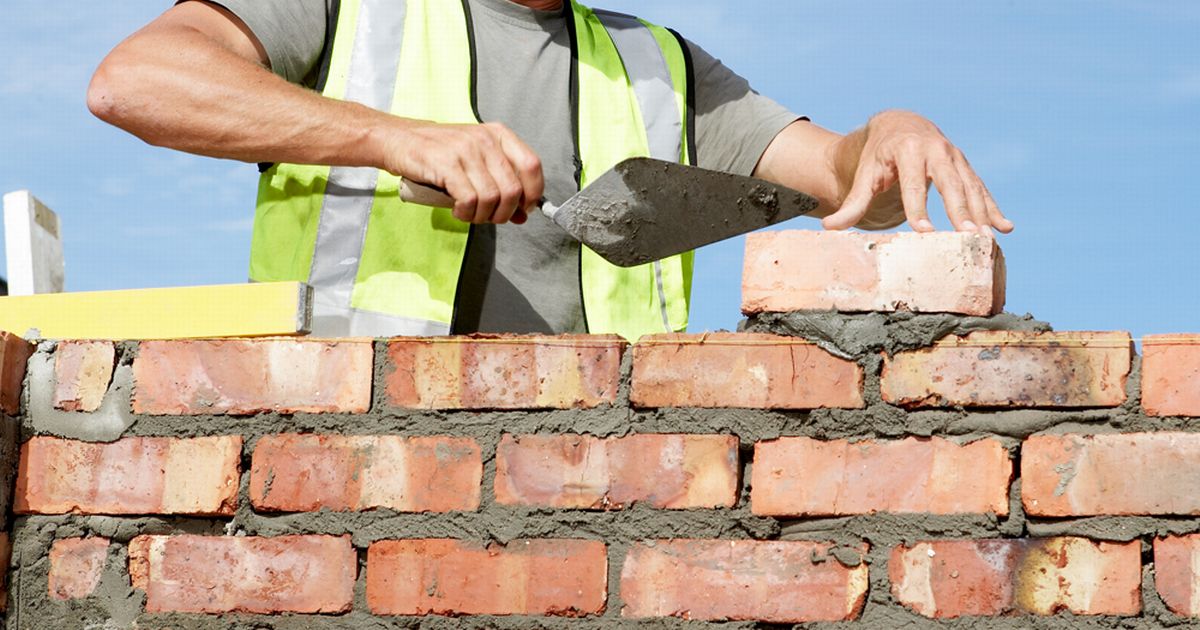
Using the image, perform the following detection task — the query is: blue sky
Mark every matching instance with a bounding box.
[1,1,1197,341]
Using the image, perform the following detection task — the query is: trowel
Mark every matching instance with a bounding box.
[400,157,819,268]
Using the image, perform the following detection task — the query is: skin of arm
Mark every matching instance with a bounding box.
[754,113,1014,234]
[87,1,543,225]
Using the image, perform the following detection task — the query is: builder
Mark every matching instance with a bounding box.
[87,0,1013,340]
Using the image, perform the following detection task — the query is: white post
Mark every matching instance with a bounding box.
[4,190,65,296]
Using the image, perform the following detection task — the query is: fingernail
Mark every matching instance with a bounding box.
[918,219,934,231]
[962,221,978,232]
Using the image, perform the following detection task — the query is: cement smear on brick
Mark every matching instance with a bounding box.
[23,349,135,443]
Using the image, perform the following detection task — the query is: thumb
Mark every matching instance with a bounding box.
[822,161,886,231]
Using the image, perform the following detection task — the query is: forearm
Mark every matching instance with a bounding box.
[754,117,904,230]
[87,18,395,170]
[752,120,851,217]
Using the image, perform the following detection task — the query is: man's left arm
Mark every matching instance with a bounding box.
[754,112,1014,234]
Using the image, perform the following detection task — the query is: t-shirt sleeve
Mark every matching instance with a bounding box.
[686,39,803,177]
[195,0,329,86]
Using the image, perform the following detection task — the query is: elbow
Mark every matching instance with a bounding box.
[87,44,148,130]
[86,61,120,124]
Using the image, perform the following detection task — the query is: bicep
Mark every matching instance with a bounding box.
[151,1,270,68]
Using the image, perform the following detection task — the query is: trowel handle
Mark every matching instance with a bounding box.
[399,179,456,208]
[400,179,552,217]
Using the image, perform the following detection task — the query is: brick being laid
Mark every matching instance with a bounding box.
[742,230,1005,316]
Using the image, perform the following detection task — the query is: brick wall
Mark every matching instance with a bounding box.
[2,230,1199,629]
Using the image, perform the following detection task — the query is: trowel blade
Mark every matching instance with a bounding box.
[550,157,819,268]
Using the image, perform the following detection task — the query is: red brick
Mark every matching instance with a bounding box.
[0,532,9,613]
[129,534,355,614]
[631,333,864,409]
[385,335,624,410]
[1023,432,1200,516]
[250,434,481,512]
[1154,535,1200,616]
[1142,335,1200,417]
[49,537,109,600]
[890,538,1141,617]
[881,331,1132,408]
[53,341,115,412]
[14,436,241,516]
[132,339,372,415]
[741,231,1005,316]
[495,434,738,509]
[752,437,1011,517]
[366,539,606,616]
[620,540,868,622]
[0,332,33,415]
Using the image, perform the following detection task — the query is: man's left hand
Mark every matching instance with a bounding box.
[821,110,1014,235]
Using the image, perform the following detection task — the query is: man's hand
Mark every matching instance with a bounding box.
[822,111,1013,234]
[754,112,1014,234]
[378,121,543,225]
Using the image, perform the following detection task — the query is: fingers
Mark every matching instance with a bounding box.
[929,160,976,233]
[981,180,1014,233]
[485,123,544,214]
[823,160,893,231]
[896,157,933,233]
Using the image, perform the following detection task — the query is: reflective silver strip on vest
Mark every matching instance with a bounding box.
[312,302,450,337]
[308,0,438,337]
[595,10,682,331]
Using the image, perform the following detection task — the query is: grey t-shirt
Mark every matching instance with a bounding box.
[212,0,799,333]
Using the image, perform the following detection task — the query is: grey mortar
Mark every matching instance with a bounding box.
[9,310,1200,629]
[739,311,1052,359]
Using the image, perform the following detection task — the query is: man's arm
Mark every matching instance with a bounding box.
[87,0,542,224]
[754,112,1014,234]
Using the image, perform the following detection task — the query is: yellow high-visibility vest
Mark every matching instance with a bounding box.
[250,0,695,341]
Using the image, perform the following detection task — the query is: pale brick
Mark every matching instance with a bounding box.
[1023,433,1200,516]
[752,437,1011,516]
[129,535,355,614]
[620,540,868,622]
[52,341,115,412]
[890,538,1141,617]
[366,539,606,616]
[250,434,481,512]
[495,434,738,509]
[632,333,864,409]
[132,339,372,415]
[48,538,109,600]
[386,335,624,410]
[1142,335,1200,417]
[882,331,1131,408]
[741,231,1005,316]
[14,436,241,516]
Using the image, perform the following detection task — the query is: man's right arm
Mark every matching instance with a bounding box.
[87,0,542,224]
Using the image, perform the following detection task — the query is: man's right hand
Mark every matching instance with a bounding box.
[87,0,544,226]
[378,121,544,225]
